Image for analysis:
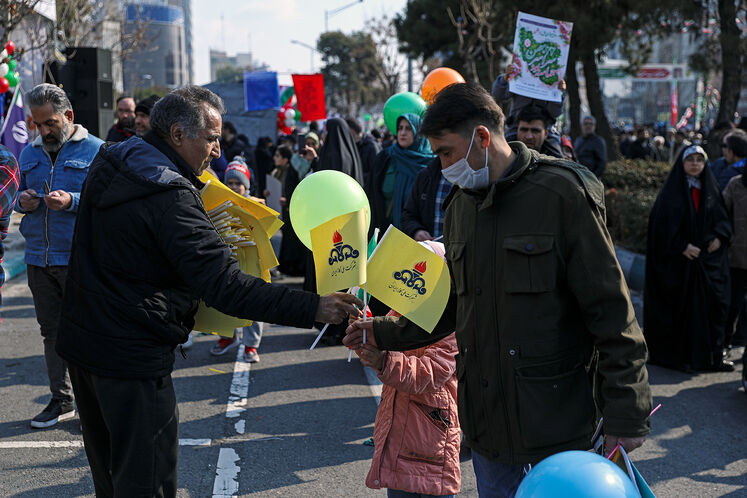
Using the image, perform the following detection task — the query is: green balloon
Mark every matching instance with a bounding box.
[289,170,371,250]
[364,113,372,121]
[376,117,385,128]
[279,86,294,106]
[294,108,302,122]
[6,71,18,87]
[8,59,16,71]
[383,92,427,134]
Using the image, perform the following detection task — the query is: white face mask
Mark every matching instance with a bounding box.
[441,128,489,189]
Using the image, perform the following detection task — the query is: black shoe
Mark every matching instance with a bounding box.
[710,360,735,372]
[30,399,75,429]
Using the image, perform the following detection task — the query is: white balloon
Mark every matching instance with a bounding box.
[284,108,296,119]
[0,50,7,60]
[285,117,295,127]
[0,63,7,77]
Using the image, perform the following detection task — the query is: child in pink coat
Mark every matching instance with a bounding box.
[356,241,460,498]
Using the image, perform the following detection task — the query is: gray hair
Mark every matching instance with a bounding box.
[583,115,596,125]
[150,85,225,139]
[26,83,73,115]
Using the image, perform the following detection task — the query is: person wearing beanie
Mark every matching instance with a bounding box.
[134,95,159,137]
[224,157,252,197]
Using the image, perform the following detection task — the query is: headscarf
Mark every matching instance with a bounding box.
[387,113,435,227]
[317,118,364,185]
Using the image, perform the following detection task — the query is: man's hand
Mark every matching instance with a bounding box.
[250,196,266,205]
[18,189,40,212]
[315,292,363,324]
[505,63,517,79]
[414,230,434,242]
[44,190,72,211]
[558,79,567,91]
[356,343,385,371]
[682,243,701,260]
[604,435,646,456]
[707,238,721,253]
[343,319,376,349]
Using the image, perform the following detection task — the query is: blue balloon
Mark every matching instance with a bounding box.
[516,451,640,498]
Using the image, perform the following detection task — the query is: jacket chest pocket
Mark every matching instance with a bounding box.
[20,160,47,191]
[503,235,557,293]
[55,159,89,190]
[446,241,467,295]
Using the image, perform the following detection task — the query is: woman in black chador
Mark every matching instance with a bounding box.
[644,145,735,372]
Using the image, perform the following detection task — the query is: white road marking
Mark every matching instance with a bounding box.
[0,439,212,448]
[212,344,250,497]
[212,447,240,498]
[363,366,383,406]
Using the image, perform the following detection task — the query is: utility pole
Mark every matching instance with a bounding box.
[324,0,364,32]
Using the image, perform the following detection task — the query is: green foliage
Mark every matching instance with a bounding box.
[215,65,248,84]
[603,159,670,254]
[317,31,385,112]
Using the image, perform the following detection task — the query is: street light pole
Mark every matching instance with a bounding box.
[291,40,322,73]
[324,0,364,32]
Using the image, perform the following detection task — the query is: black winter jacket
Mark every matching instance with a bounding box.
[57,133,319,379]
[401,157,444,238]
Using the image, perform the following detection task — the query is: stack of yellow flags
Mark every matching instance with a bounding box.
[191,172,283,336]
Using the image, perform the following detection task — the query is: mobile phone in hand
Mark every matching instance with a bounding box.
[297,133,306,152]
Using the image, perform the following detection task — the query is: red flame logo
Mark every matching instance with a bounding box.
[332,230,343,244]
[414,261,427,273]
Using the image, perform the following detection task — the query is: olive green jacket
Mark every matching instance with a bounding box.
[373,142,652,464]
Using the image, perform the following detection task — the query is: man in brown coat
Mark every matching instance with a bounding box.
[345,82,651,496]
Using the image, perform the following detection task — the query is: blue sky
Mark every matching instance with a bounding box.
[193,0,408,86]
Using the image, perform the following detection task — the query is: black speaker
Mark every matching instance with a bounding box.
[45,47,114,139]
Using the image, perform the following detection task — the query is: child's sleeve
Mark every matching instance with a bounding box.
[377,334,458,395]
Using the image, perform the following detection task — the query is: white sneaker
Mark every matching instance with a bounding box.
[182,332,194,350]
[210,336,240,356]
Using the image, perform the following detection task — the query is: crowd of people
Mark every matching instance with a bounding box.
[0,74,744,498]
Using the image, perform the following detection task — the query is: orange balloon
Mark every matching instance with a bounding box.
[421,67,466,104]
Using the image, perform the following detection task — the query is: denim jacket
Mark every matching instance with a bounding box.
[16,125,103,267]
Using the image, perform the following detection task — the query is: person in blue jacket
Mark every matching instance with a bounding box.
[15,83,103,429]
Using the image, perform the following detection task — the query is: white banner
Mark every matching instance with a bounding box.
[508,12,573,103]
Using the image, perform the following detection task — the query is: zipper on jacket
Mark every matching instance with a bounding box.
[41,148,55,267]
[490,203,513,458]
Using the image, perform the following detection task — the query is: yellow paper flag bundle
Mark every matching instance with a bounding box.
[310,209,368,296]
[366,225,450,333]
[192,173,283,336]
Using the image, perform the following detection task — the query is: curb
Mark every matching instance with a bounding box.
[1,254,26,282]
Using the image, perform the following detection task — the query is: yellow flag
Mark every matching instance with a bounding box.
[310,209,368,296]
[192,174,283,337]
[199,171,283,237]
[366,225,450,333]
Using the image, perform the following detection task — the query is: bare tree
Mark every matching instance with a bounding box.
[366,15,406,96]
[446,0,503,86]
[0,0,41,42]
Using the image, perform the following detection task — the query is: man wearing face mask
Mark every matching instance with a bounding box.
[345,82,652,496]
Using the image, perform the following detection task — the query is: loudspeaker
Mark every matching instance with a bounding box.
[45,47,114,139]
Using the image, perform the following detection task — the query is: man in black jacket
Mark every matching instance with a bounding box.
[574,116,607,178]
[56,86,361,497]
[401,156,453,241]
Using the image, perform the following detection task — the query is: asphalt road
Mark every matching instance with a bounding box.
[0,275,744,497]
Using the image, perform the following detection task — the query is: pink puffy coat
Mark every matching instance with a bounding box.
[365,333,460,495]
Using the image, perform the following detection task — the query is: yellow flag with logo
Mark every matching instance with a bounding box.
[310,209,368,296]
[367,225,450,332]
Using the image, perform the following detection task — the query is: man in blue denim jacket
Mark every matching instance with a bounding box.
[15,83,103,429]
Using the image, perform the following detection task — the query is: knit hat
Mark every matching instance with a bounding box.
[135,94,160,115]
[682,145,707,161]
[306,131,320,147]
[224,156,251,190]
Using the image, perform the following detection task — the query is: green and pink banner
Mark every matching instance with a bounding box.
[508,12,573,103]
